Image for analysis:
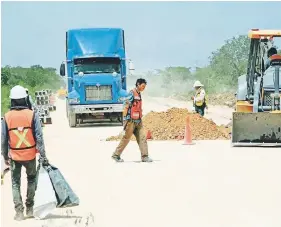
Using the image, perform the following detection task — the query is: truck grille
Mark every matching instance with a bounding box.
[85,85,112,101]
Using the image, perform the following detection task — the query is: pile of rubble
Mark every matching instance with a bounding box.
[106,108,231,141]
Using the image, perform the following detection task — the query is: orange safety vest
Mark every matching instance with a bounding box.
[270,54,281,61]
[4,109,37,161]
[123,88,143,120]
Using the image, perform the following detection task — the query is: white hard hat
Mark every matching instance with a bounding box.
[9,85,28,99]
[193,80,204,87]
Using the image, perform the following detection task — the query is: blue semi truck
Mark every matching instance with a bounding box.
[59,28,134,127]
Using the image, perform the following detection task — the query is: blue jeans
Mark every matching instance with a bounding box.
[11,159,36,212]
[195,105,205,117]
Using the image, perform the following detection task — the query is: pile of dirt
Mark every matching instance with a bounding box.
[106,108,231,141]
[218,124,232,137]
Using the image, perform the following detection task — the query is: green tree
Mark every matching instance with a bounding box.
[209,35,250,87]
[1,66,11,85]
[1,65,61,115]
[139,34,251,98]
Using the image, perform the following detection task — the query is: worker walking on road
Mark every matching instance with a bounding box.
[112,78,153,163]
[192,80,207,117]
[1,85,49,221]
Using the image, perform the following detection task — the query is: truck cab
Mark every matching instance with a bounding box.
[59,28,134,127]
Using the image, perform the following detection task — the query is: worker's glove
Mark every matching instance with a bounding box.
[39,156,49,166]
[4,159,10,166]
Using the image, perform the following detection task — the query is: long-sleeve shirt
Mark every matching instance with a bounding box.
[123,89,141,123]
[1,107,46,160]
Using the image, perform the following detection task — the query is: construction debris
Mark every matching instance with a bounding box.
[35,89,56,124]
[106,108,231,141]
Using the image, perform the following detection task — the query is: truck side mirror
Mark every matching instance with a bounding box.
[129,61,135,75]
[60,63,65,76]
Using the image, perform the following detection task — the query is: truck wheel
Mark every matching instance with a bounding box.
[69,113,76,127]
[118,113,123,126]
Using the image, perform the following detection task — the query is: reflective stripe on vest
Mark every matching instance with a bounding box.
[8,127,35,150]
[4,109,37,161]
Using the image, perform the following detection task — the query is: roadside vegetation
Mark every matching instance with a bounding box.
[2,35,280,114]
[1,65,62,115]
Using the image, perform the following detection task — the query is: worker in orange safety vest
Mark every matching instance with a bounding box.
[1,85,49,221]
[265,47,281,70]
[112,78,153,163]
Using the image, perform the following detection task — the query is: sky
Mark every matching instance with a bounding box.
[1,1,281,73]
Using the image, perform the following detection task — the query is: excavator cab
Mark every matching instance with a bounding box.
[232,29,281,146]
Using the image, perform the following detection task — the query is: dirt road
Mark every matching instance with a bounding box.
[1,97,281,227]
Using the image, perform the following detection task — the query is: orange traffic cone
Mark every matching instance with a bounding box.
[183,115,195,145]
[146,130,152,140]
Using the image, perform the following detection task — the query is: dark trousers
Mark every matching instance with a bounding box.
[195,105,205,117]
[10,158,37,212]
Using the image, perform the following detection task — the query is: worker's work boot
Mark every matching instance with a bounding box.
[111,155,124,162]
[14,211,24,221]
[26,207,34,218]
[142,156,153,163]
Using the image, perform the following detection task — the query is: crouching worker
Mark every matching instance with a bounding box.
[191,80,207,117]
[1,85,49,221]
[112,78,153,163]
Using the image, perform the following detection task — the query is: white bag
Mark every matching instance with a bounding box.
[34,165,57,219]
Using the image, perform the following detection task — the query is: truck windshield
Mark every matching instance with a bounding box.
[73,57,121,74]
[74,63,120,74]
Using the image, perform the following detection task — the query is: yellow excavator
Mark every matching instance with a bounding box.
[232,29,281,146]
[57,87,67,99]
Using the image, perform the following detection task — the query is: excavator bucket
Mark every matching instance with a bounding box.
[232,112,281,146]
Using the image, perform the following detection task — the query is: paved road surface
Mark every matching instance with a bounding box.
[1,98,281,227]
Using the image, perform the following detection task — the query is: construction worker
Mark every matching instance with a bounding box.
[191,80,207,117]
[25,88,34,110]
[111,78,153,163]
[1,85,49,221]
[265,47,281,70]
